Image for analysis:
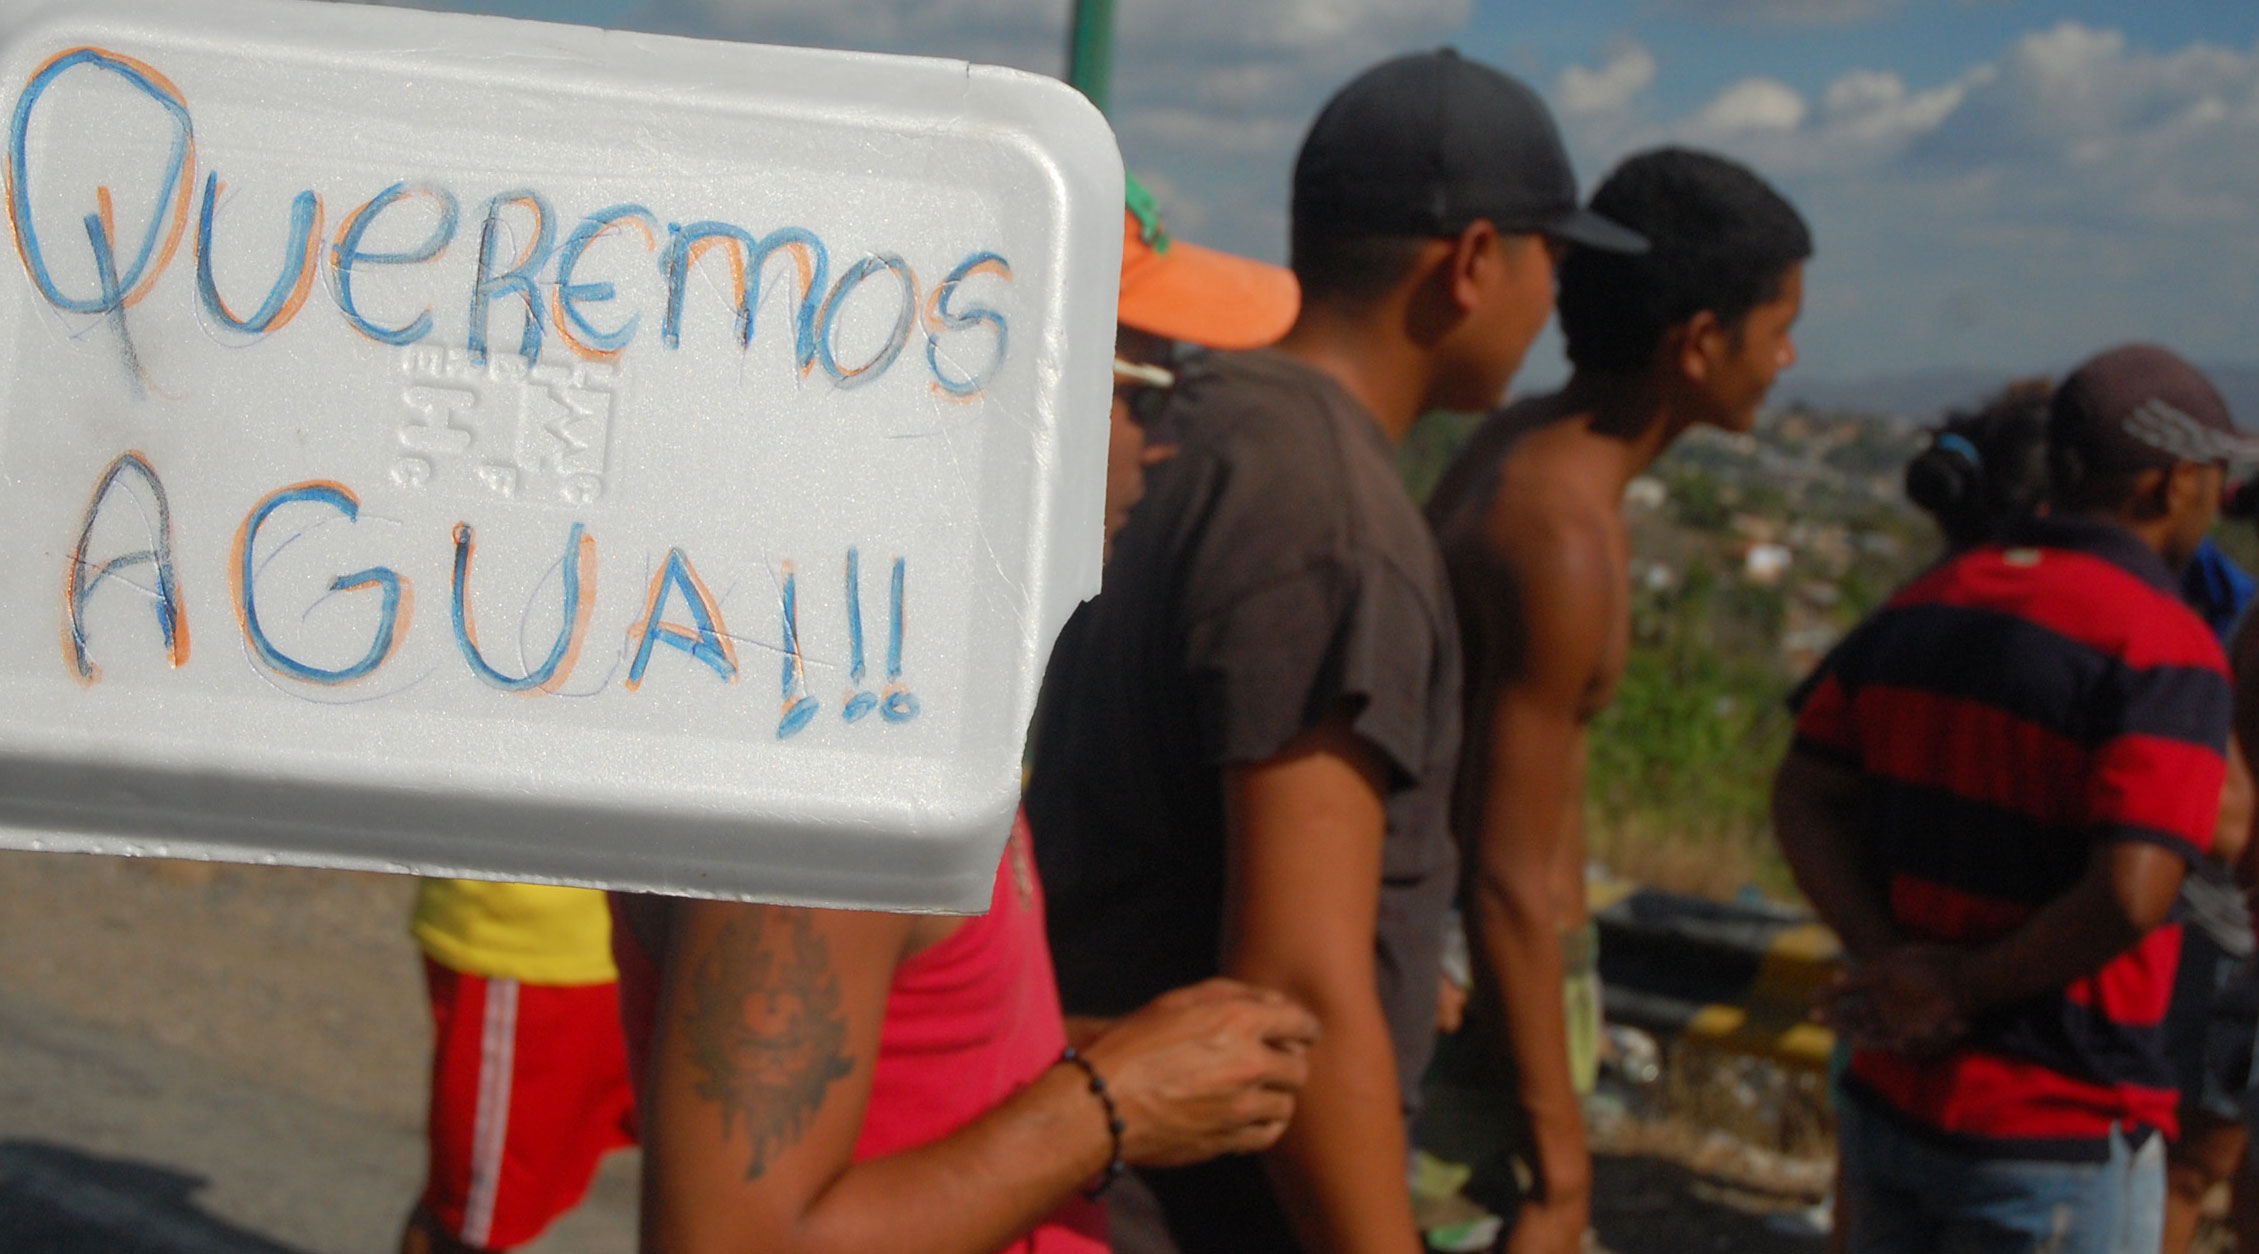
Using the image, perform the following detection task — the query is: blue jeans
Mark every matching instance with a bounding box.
[1839,1094,2165,1254]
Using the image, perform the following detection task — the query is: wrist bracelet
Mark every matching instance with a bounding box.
[1058,1046,1127,1199]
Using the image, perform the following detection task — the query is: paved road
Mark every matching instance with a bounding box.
[0,851,635,1253]
[0,983,636,1253]
[0,848,1827,1254]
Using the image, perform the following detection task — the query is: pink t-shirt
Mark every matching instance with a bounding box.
[615,810,1107,1252]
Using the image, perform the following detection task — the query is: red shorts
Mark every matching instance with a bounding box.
[419,957,638,1250]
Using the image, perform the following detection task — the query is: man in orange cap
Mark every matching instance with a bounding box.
[612,179,1313,1254]
[1030,49,1642,1254]
[1104,173,1298,550]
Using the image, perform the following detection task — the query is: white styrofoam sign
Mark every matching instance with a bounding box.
[0,0,1122,911]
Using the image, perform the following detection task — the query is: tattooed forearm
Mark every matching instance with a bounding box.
[681,905,856,1180]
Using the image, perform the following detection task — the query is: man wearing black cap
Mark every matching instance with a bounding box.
[1420,146,1810,1254]
[1773,344,2249,1251]
[1027,49,1641,1254]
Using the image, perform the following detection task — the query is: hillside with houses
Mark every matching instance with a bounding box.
[1401,403,1939,897]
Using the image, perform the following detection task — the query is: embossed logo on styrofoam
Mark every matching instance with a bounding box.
[393,347,618,506]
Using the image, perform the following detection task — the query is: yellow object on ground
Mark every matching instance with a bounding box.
[1564,920,1603,1096]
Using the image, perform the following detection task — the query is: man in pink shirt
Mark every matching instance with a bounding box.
[614,182,1320,1254]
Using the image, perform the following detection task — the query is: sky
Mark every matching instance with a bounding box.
[349,0,2259,390]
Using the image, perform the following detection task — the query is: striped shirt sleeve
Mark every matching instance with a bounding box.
[1791,666,1863,768]
[2085,660,2231,860]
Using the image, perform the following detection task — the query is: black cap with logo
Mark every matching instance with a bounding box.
[2050,343,2259,472]
[1293,48,1647,254]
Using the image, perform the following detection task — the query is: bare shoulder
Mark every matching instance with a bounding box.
[1442,435,1628,706]
[1468,469,1619,610]
[1428,395,1567,525]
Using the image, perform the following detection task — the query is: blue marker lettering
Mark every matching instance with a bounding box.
[552,204,656,358]
[817,254,916,389]
[925,251,1011,397]
[196,175,322,334]
[778,560,818,738]
[65,450,188,682]
[882,556,919,722]
[840,547,876,722]
[329,182,458,345]
[625,547,737,689]
[232,482,411,686]
[83,202,143,392]
[452,521,594,693]
[7,49,195,317]
[660,222,829,371]
[467,190,556,366]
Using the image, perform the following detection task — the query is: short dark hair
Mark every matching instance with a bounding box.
[1905,380,2052,550]
[2048,454,2151,516]
[1289,227,1431,309]
[1557,148,1811,374]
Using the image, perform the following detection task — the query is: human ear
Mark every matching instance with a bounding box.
[1677,310,1724,384]
[2128,466,2174,520]
[1448,220,1501,315]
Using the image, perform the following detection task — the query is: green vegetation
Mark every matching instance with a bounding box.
[2212,515,2259,574]
[1585,560,1799,897]
[1396,409,1482,505]
[1400,404,1932,900]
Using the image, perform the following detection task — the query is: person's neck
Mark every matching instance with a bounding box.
[2062,505,2183,567]
[1272,305,1434,446]
[1542,369,1688,495]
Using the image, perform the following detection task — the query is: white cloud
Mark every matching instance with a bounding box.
[1117,0,1465,56]
[583,0,1467,266]
[1654,0,1902,27]
[1101,0,1473,264]
[1558,45,1657,117]
[1906,22,2259,174]
[1133,108,1305,160]
[1585,21,2259,377]
[347,0,1476,267]
[1692,77,1808,134]
[1819,68,1972,146]
[613,0,1468,80]
[614,0,1067,74]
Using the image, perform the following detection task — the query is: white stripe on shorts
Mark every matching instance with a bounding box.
[460,977,520,1248]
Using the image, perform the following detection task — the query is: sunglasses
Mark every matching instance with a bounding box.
[1113,357,1177,429]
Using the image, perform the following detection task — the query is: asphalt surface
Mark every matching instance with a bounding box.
[0,847,1824,1254]
[0,850,635,1253]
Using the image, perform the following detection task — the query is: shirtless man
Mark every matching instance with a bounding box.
[1420,148,1810,1252]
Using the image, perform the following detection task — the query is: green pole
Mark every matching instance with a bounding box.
[1066,0,1115,116]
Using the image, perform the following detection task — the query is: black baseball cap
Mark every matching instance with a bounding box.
[2050,343,2259,472]
[1293,48,1647,254]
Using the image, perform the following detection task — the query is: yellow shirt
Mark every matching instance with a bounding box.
[410,878,618,986]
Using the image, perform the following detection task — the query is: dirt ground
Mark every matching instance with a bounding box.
[0,849,430,1129]
[0,847,1840,1253]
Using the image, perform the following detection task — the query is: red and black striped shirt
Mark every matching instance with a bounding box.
[1795,515,2231,1159]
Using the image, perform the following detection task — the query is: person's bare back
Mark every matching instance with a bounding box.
[1414,147,1810,1254]
[1435,399,1632,934]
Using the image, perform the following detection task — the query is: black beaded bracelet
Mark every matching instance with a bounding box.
[1058,1046,1127,1199]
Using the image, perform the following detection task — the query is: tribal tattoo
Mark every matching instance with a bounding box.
[681,905,856,1180]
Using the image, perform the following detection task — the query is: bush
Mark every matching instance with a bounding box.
[1585,571,1795,897]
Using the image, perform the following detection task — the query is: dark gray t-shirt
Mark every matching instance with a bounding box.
[1028,349,1460,1250]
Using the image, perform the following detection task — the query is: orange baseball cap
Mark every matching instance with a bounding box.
[1118,172,1299,351]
